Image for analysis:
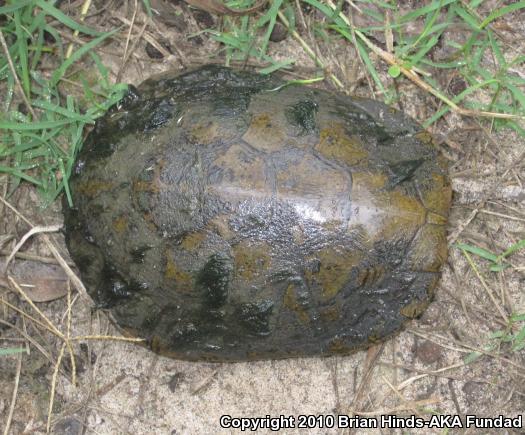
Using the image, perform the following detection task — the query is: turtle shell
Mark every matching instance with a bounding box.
[63,65,451,361]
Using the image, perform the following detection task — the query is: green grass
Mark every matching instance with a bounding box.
[464,312,525,363]
[0,0,127,206]
[0,347,27,356]
[455,240,525,363]
[213,0,525,128]
[456,240,525,272]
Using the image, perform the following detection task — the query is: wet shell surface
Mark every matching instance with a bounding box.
[63,65,452,361]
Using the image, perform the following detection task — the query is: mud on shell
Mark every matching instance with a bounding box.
[63,65,452,361]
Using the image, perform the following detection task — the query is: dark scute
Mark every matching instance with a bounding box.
[95,265,133,308]
[236,300,274,336]
[171,322,199,345]
[285,100,319,135]
[112,85,141,112]
[130,246,152,264]
[197,253,232,307]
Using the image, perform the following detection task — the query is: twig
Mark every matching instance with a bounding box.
[5,225,62,270]
[66,0,93,59]
[382,375,423,417]
[354,397,441,416]
[117,0,139,82]
[8,276,65,339]
[0,195,89,301]
[0,249,76,266]
[3,352,23,435]
[348,343,384,414]
[47,343,67,434]
[460,249,508,323]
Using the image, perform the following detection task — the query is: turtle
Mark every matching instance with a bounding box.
[63,65,452,362]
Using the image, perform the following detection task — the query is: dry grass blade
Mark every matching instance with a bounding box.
[381,375,423,417]
[354,397,441,416]
[3,352,23,435]
[461,249,508,323]
[47,342,67,434]
[0,249,75,266]
[348,343,384,414]
[0,195,89,301]
[71,335,145,342]
[396,362,465,390]
[324,0,525,121]
[66,0,93,59]
[355,32,524,121]
[277,11,343,89]
[184,0,268,16]
[0,318,55,366]
[8,276,65,339]
[116,18,149,83]
[4,225,62,270]
[117,0,139,83]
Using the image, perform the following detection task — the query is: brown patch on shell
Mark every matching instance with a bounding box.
[212,144,268,193]
[400,298,431,319]
[242,113,288,152]
[306,247,362,299]
[133,180,159,193]
[233,240,272,281]
[164,251,193,288]
[315,124,368,166]
[75,180,113,197]
[351,171,388,191]
[327,337,350,354]
[283,284,310,324]
[276,154,347,198]
[420,172,452,217]
[180,231,207,251]
[207,214,235,240]
[113,216,128,233]
[378,190,426,240]
[407,224,448,272]
[190,121,221,145]
[319,305,341,322]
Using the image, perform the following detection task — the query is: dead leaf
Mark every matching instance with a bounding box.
[1,260,68,302]
[182,0,268,16]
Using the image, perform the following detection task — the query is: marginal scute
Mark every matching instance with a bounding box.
[419,172,452,216]
[63,65,451,361]
[406,224,448,272]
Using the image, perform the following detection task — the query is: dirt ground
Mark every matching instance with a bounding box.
[1,1,524,434]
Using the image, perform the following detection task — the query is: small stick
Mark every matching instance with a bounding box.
[5,225,62,270]
[47,343,67,434]
[3,352,23,435]
[66,0,93,59]
[0,195,89,301]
